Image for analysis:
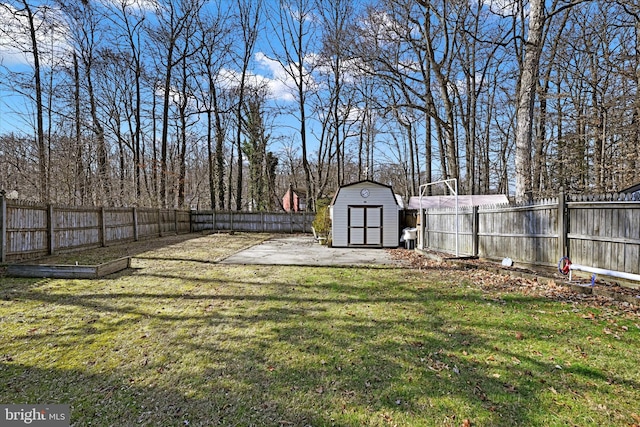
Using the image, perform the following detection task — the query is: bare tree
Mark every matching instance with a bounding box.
[195,4,232,210]
[267,0,316,210]
[232,0,263,211]
[149,0,203,207]
[58,0,114,204]
[0,1,50,201]
[107,0,146,203]
[316,0,357,188]
[513,0,588,202]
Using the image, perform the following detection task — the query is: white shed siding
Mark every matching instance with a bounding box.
[331,181,400,248]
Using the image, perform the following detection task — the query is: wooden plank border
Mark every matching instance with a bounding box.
[6,257,131,279]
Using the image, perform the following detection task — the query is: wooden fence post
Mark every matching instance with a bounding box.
[157,208,162,236]
[472,206,479,257]
[100,207,106,247]
[424,210,430,249]
[290,211,293,234]
[48,204,55,255]
[0,190,6,263]
[133,207,139,241]
[174,209,178,234]
[558,188,567,259]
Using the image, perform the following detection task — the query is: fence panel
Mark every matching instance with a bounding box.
[423,208,474,255]
[5,203,49,260]
[0,199,193,261]
[137,208,160,238]
[176,211,191,233]
[104,208,135,244]
[568,200,640,275]
[477,202,559,266]
[53,207,101,251]
[190,211,311,233]
[421,200,559,266]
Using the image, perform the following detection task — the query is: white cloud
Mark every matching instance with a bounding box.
[207,60,296,103]
[483,0,522,17]
[98,0,157,13]
[254,52,297,102]
[0,3,71,67]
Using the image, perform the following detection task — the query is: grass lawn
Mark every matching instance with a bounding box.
[1,233,639,426]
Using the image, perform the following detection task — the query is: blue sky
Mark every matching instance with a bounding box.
[0,0,306,135]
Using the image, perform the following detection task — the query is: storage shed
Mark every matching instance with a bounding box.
[330,180,400,248]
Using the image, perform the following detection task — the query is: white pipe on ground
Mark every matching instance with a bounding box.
[569,264,640,283]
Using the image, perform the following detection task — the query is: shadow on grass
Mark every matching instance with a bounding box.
[0,361,257,426]
[2,262,638,426]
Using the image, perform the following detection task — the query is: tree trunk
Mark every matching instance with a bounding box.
[73,52,85,206]
[213,87,226,210]
[514,0,545,203]
[22,1,47,202]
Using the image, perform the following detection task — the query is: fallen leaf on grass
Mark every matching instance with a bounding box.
[474,385,488,401]
[504,383,517,393]
[461,419,472,427]
[380,412,394,423]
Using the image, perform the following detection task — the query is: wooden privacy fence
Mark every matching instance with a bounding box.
[0,197,191,262]
[419,191,640,276]
[191,211,312,234]
[0,192,313,262]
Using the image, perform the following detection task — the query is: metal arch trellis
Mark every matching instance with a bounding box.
[418,178,459,257]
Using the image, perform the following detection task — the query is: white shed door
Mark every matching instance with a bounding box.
[348,206,382,246]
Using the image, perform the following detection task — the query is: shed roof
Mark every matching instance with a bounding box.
[337,179,394,191]
[330,180,398,206]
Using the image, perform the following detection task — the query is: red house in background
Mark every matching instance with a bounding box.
[283,185,307,212]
